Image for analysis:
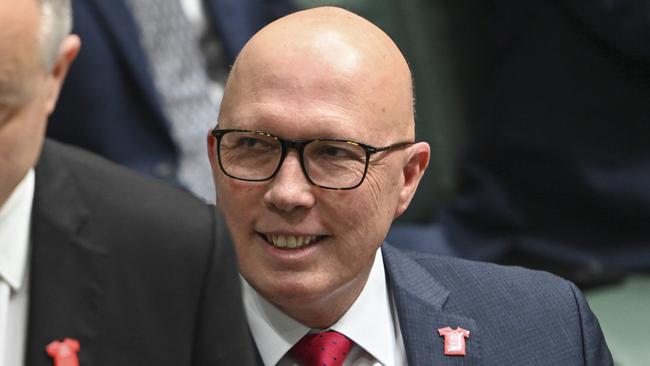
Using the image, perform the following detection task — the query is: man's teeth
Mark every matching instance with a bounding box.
[266,234,318,249]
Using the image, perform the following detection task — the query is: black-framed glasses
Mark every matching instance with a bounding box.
[211,128,413,190]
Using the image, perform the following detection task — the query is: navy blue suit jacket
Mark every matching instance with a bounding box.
[382,244,612,365]
[47,0,293,181]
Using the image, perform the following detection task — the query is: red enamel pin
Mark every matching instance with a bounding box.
[46,338,80,366]
[438,327,470,356]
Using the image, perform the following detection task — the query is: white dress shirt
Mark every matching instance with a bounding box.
[0,169,35,366]
[242,249,407,366]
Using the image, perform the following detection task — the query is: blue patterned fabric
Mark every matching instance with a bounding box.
[382,243,613,365]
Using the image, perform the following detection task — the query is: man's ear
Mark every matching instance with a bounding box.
[207,131,218,171]
[394,142,430,219]
[207,130,221,203]
[45,34,81,115]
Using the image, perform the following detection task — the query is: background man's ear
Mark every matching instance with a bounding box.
[46,34,81,115]
[395,142,430,219]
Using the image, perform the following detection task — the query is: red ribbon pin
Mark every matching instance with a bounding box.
[438,326,470,356]
[46,338,80,366]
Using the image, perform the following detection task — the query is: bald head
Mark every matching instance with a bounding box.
[220,7,414,141]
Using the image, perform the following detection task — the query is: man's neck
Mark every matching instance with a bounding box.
[271,266,373,329]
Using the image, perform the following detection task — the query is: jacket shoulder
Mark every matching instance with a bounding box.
[385,246,612,365]
[407,249,581,314]
[37,140,215,254]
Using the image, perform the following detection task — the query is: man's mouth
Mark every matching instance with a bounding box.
[261,233,324,249]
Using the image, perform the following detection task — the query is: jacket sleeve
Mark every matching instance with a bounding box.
[569,283,614,365]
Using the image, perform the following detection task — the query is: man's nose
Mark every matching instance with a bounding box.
[263,150,316,212]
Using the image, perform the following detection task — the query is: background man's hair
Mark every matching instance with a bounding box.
[38,0,72,70]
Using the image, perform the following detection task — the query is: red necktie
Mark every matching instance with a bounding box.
[290,330,353,366]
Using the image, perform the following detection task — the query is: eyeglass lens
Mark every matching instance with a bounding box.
[218,131,367,188]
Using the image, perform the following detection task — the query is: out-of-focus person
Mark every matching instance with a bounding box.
[0,1,253,365]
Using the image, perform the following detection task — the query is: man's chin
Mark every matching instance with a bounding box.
[249,273,333,306]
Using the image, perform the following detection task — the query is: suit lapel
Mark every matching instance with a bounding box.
[25,142,108,366]
[83,0,168,128]
[383,244,482,365]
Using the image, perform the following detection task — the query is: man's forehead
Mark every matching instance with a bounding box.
[230,26,371,93]
[228,64,362,112]
[218,107,400,147]
[220,7,415,141]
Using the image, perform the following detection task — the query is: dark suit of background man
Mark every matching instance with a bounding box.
[0,1,253,365]
[439,0,650,289]
[46,0,294,202]
[207,7,612,365]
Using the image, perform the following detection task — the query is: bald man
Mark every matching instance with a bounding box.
[207,7,612,366]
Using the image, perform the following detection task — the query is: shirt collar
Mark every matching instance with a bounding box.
[242,248,396,366]
[330,249,395,364]
[0,169,35,290]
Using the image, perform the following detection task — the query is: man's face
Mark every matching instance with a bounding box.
[0,0,52,205]
[209,24,423,323]
[0,0,79,206]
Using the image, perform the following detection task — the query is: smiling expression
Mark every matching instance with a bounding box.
[208,7,429,327]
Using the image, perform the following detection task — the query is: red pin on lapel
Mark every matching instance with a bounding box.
[438,327,470,356]
[46,338,80,366]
